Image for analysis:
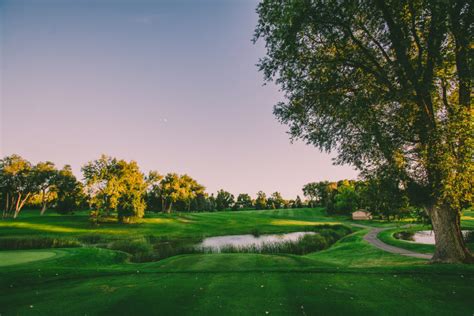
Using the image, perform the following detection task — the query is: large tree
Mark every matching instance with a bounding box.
[54,165,84,213]
[215,189,235,211]
[255,191,268,210]
[82,155,147,222]
[303,181,330,206]
[234,193,254,210]
[268,191,285,209]
[255,0,473,262]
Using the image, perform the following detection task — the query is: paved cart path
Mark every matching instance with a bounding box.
[351,224,433,260]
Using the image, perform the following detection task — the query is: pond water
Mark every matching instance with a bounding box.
[197,231,315,251]
[401,230,471,244]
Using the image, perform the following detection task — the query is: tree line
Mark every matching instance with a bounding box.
[0,155,84,218]
[302,179,422,221]
[1,154,311,222]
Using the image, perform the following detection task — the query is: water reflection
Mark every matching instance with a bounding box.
[198,231,315,251]
[403,230,471,244]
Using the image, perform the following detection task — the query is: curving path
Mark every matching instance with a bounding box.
[351,223,433,260]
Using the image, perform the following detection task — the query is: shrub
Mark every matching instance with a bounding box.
[394,231,415,241]
[250,228,261,237]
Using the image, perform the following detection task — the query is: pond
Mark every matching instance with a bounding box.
[197,231,316,252]
[397,230,472,244]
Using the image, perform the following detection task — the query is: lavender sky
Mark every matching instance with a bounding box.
[0,0,358,198]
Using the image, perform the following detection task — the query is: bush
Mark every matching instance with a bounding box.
[394,231,415,241]
[250,228,261,237]
[0,236,81,250]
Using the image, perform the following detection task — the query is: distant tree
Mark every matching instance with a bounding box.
[255,191,267,210]
[255,0,473,263]
[333,184,359,214]
[157,173,180,213]
[324,182,339,212]
[303,181,331,207]
[208,194,217,211]
[268,191,285,209]
[234,193,253,210]
[178,175,205,212]
[33,161,58,215]
[0,155,38,219]
[160,173,205,213]
[54,165,84,214]
[144,171,163,212]
[294,195,304,208]
[302,183,319,207]
[190,193,211,212]
[215,189,234,211]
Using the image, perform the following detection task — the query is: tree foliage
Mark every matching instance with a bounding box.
[54,165,84,214]
[234,193,254,210]
[216,189,235,211]
[82,155,147,222]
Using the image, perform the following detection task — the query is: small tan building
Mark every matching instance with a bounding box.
[352,210,373,220]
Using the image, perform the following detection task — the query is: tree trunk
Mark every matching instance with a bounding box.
[40,203,47,215]
[14,193,30,219]
[40,189,47,215]
[13,193,22,219]
[429,204,473,263]
[3,192,9,219]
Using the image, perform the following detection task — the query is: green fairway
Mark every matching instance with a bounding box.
[0,208,473,315]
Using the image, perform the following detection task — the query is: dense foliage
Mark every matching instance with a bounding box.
[0,155,84,218]
[303,179,414,220]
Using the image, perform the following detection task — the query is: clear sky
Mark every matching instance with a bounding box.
[0,0,358,198]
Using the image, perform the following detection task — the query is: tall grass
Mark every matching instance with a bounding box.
[107,236,201,262]
[0,236,81,250]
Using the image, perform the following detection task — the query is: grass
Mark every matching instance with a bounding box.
[0,208,473,315]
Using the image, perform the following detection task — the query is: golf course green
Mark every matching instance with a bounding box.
[0,250,57,267]
[0,208,473,315]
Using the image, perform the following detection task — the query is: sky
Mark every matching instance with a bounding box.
[0,0,358,198]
